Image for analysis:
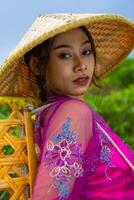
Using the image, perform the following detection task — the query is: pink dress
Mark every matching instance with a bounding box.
[32,94,134,200]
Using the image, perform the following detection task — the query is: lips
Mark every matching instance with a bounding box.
[73,77,89,86]
[73,76,89,82]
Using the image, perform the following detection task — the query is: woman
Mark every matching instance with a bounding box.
[0,14,134,199]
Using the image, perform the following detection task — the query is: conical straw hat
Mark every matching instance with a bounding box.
[0,13,134,104]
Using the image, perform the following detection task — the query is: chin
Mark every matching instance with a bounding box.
[71,91,86,98]
[77,88,87,94]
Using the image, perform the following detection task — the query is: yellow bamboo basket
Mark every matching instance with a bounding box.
[0,97,39,200]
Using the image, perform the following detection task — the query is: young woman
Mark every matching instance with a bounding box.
[0,13,134,199]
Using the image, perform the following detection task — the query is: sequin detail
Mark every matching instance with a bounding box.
[43,117,84,199]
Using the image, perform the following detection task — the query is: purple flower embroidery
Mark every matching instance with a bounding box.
[43,117,84,199]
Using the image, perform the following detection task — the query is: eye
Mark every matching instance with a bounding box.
[82,49,92,56]
[58,53,71,59]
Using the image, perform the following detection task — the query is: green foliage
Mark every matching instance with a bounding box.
[0,191,10,200]
[102,59,134,89]
[0,105,20,156]
[0,104,11,119]
[85,59,134,148]
[2,145,15,155]
[11,127,20,138]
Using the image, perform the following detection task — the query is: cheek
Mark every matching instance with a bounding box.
[88,56,95,75]
[54,64,71,79]
[90,65,95,75]
[48,65,69,85]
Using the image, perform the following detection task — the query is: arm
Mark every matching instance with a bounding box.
[32,99,93,200]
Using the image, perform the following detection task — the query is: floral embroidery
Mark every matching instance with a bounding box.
[97,119,115,182]
[84,110,115,181]
[100,144,113,167]
[43,117,84,199]
[52,174,72,199]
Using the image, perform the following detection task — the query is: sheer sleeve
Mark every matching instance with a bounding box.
[32,99,93,200]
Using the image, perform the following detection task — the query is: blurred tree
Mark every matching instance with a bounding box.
[85,59,134,148]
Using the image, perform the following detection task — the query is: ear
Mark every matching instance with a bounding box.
[29,56,40,75]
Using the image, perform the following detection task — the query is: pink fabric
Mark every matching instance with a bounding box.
[32,94,134,200]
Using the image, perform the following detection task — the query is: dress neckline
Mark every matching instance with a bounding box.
[32,93,85,114]
[43,92,85,104]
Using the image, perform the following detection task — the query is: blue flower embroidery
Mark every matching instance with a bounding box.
[52,174,72,200]
[98,128,115,182]
[53,117,77,144]
[100,145,113,167]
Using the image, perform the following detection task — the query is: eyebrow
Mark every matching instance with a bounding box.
[54,40,91,50]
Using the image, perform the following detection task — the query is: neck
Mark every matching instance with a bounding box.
[43,92,70,104]
[43,91,85,105]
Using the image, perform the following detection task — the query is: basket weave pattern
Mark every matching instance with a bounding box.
[0,102,37,200]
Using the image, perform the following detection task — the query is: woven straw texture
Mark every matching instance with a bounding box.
[0,102,37,199]
[0,13,134,102]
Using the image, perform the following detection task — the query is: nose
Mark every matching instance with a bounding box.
[74,55,87,72]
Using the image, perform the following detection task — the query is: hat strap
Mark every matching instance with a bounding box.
[31,102,56,114]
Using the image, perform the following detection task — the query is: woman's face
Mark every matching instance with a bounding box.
[46,27,95,100]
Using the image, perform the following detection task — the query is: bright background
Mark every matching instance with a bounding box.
[0,0,134,65]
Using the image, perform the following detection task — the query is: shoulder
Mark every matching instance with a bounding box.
[57,98,92,117]
[59,98,90,109]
